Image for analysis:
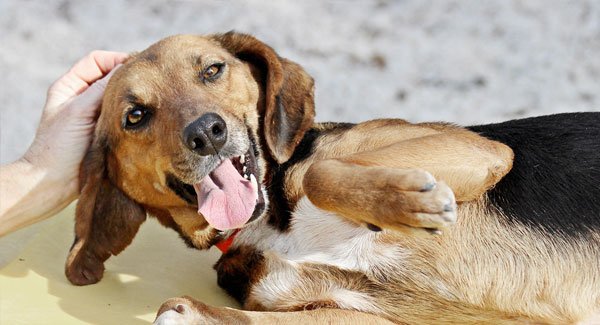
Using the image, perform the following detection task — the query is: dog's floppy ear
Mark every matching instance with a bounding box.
[212,31,315,163]
[65,135,146,286]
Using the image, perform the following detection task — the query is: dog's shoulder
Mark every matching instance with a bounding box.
[266,122,356,231]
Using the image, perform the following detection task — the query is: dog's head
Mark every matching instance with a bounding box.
[65,32,315,285]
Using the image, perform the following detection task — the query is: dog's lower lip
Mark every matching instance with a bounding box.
[166,173,196,205]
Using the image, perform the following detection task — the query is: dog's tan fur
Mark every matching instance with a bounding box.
[301,120,513,233]
[199,119,598,324]
[64,32,599,323]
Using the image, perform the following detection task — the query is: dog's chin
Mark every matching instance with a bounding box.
[166,136,266,231]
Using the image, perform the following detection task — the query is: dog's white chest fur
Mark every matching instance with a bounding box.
[231,197,406,312]
[234,196,404,275]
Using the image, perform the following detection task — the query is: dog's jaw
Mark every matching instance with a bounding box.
[166,133,266,236]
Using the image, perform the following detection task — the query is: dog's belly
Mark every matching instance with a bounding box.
[234,196,405,275]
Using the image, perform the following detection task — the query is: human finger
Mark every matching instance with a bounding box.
[66,64,122,122]
[69,50,128,86]
[48,51,128,101]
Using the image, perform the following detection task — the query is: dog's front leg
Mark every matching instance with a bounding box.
[302,130,513,233]
[303,159,456,233]
[154,296,395,325]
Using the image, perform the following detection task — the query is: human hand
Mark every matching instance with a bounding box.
[0,51,128,236]
[23,51,128,202]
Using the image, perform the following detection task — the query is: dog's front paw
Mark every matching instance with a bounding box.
[304,161,457,235]
[65,247,105,286]
[155,296,246,325]
[369,169,457,234]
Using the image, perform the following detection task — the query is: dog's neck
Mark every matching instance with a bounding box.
[260,127,321,231]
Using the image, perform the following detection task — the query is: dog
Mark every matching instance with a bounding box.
[64,32,600,324]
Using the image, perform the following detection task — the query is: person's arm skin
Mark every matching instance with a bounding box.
[0,51,128,237]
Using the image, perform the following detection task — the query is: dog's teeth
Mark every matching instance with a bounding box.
[240,155,245,164]
[243,166,247,174]
[250,174,258,189]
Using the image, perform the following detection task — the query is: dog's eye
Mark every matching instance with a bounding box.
[124,106,150,129]
[201,63,225,81]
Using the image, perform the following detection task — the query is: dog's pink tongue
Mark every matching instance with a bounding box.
[194,160,258,231]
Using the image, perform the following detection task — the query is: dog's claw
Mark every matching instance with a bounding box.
[366,223,383,232]
[443,203,454,212]
[420,182,436,192]
[425,228,442,235]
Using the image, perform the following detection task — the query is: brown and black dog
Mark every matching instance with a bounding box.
[65,32,600,324]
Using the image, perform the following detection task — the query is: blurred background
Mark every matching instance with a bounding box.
[1,0,599,165]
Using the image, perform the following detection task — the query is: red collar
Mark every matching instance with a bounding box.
[215,229,240,253]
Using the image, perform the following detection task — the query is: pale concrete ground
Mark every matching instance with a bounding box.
[0,0,599,273]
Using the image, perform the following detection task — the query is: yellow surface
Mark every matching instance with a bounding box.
[0,204,238,324]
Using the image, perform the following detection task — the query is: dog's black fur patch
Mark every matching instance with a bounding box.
[266,122,355,231]
[165,173,196,205]
[214,246,265,303]
[468,112,600,237]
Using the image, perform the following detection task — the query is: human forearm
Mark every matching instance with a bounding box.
[0,158,76,236]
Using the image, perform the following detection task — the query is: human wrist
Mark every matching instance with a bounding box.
[0,157,77,236]
[22,142,79,199]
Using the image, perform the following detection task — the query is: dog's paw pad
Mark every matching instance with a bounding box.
[154,304,195,325]
[175,304,186,314]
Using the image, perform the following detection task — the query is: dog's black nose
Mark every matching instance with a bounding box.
[183,113,227,156]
